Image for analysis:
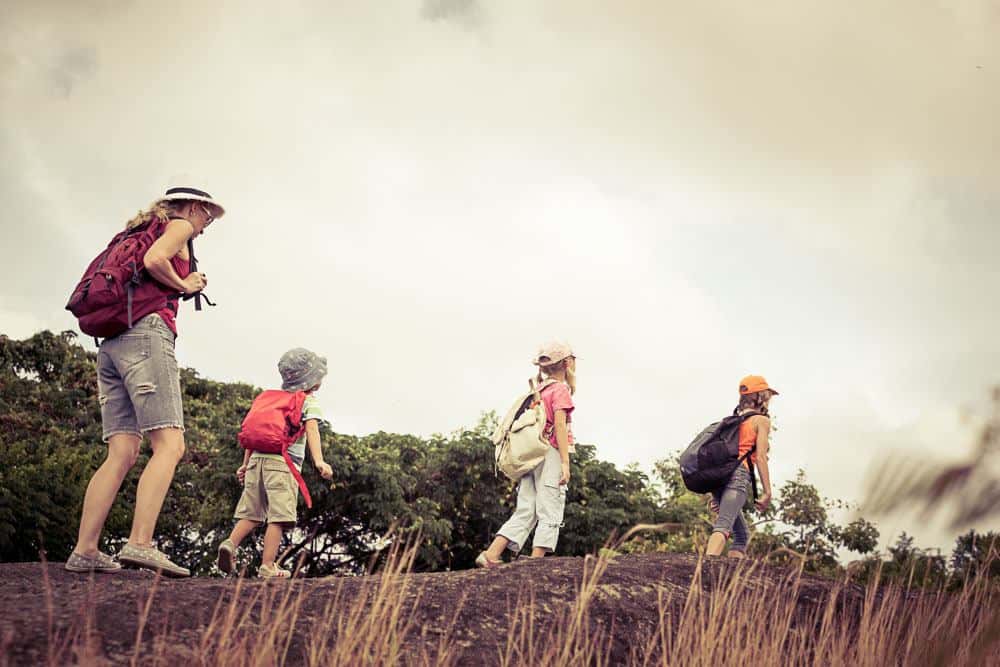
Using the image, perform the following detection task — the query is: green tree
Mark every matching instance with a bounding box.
[834,517,880,555]
[0,331,106,561]
[950,530,1000,583]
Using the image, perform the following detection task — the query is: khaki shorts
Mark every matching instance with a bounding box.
[234,456,298,525]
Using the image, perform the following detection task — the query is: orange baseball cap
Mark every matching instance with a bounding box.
[739,375,779,395]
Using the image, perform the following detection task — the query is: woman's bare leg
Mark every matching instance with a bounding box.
[73,434,141,556]
[128,427,185,546]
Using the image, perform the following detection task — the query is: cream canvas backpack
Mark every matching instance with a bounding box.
[492,378,558,481]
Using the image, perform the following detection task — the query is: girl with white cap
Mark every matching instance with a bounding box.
[66,180,224,578]
[477,342,577,567]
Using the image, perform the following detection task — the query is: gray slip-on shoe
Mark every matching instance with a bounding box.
[65,550,122,573]
[118,543,190,578]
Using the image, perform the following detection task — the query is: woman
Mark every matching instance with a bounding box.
[705,375,776,558]
[477,341,576,566]
[65,181,224,577]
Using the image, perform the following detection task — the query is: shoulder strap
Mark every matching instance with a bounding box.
[530,377,559,403]
[178,233,217,309]
[735,411,763,501]
[186,237,201,311]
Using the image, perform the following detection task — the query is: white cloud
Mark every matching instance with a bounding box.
[1,0,998,550]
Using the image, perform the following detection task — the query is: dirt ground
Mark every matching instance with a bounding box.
[0,553,866,665]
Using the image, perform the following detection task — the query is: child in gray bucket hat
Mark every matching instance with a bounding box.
[278,348,328,392]
[217,348,333,578]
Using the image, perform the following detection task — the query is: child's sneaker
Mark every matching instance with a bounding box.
[217,539,236,574]
[65,550,121,573]
[119,543,190,578]
[258,563,291,579]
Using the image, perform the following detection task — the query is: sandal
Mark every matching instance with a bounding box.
[475,552,502,569]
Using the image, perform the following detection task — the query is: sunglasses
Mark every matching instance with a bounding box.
[199,204,215,225]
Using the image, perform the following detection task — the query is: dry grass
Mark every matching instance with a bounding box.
[632,557,998,667]
[16,541,1000,666]
[165,540,461,667]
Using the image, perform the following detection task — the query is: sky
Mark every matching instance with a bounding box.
[1,0,998,553]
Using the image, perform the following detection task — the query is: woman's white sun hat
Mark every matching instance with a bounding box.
[155,177,225,218]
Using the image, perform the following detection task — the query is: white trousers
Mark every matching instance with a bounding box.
[497,446,567,553]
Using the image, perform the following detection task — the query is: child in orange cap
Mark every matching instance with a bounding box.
[705,375,777,558]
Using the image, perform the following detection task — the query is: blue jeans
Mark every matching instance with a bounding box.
[711,465,751,551]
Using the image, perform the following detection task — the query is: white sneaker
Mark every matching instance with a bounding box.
[258,563,291,579]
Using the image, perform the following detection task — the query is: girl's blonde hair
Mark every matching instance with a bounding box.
[125,199,187,230]
[536,358,576,395]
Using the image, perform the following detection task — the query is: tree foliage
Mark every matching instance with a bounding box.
[0,331,663,575]
[2,330,992,586]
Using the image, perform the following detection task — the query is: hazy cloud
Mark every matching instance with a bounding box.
[1,0,997,551]
[421,0,483,28]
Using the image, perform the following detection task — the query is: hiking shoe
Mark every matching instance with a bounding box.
[475,552,502,569]
[258,563,291,579]
[65,550,122,573]
[118,543,190,578]
[217,539,236,574]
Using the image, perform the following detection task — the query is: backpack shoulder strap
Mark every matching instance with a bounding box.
[735,410,764,501]
[492,379,556,446]
[532,377,559,400]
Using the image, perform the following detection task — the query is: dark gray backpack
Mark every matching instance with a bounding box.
[679,411,761,500]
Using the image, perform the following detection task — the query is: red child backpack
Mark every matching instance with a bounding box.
[65,217,179,338]
[238,390,313,508]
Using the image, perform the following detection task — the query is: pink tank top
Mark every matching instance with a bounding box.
[156,254,190,336]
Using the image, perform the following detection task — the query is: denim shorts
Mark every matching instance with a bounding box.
[97,314,184,441]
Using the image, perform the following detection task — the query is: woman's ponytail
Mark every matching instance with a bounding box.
[125,200,177,230]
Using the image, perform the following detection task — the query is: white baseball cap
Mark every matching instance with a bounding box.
[533,341,575,366]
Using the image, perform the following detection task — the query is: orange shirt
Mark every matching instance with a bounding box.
[738,418,757,468]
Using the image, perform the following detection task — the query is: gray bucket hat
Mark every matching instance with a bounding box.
[278,348,328,392]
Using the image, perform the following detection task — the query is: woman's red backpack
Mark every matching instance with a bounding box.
[65,218,179,338]
[238,390,313,508]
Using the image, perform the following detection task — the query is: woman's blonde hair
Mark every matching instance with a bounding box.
[125,199,187,230]
[536,358,576,395]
